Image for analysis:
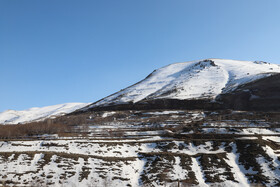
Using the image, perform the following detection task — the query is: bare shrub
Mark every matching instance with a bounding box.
[0,122,70,139]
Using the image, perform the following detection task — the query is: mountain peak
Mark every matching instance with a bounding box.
[83,59,280,111]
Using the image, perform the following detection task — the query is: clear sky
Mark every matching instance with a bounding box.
[1,0,280,111]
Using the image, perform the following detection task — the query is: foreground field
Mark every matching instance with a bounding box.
[0,110,279,187]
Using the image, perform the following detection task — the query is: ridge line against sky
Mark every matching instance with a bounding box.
[1,0,280,111]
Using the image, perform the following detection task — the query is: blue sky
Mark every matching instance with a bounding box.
[1,0,280,111]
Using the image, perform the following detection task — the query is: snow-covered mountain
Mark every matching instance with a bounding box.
[2,59,280,124]
[0,103,89,124]
[85,59,280,110]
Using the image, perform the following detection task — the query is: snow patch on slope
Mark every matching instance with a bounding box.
[0,103,89,124]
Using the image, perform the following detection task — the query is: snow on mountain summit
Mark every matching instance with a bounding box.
[88,59,280,108]
[0,103,89,124]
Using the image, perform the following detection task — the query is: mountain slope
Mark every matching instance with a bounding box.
[83,59,280,111]
[0,103,89,124]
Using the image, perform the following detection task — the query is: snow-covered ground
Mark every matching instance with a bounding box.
[85,59,280,108]
[0,103,89,124]
[0,109,280,186]
[0,137,279,187]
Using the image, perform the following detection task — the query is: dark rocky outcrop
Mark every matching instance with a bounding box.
[217,73,280,111]
[86,99,224,111]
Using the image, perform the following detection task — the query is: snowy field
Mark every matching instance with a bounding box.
[0,110,279,186]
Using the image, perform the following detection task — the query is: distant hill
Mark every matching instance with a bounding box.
[0,103,88,124]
